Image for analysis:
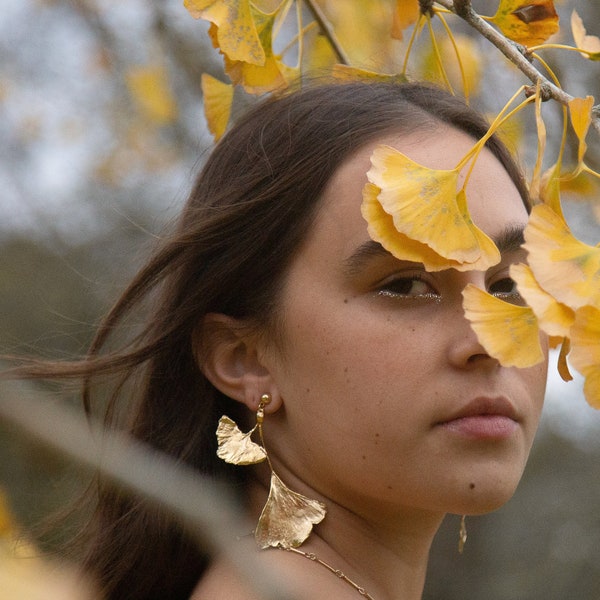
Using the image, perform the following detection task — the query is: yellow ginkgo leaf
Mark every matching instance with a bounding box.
[332,64,407,83]
[0,491,15,538]
[569,305,600,408]
[362,183,466,271]
[462,284,545,368]
[490,0,559,46]
[201,73,233,142]
[220,7,296,94]
[556,336,573,382]
[391,0,420,40]
[548,335,562,349]
[302,30,337,75]
[0,492,99,599]
[559,169,599,199]
[580,367,600,410]
[529,83,546,204]
[0,556,99,600]
[491,111,523,156]
[571,10,600,60]
[125,65,178,125]
[524,204,600,310]
[315,0,397,68]
[510,262,575,337]
[568,96,594,165]
[184,0,265,65]
[366,145,500,269]
[539,162,564,216]
[223,53,292,94]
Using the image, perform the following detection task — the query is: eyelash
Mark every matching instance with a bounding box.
[377,274,439,299]
[376,274,524,303]
[487,276,524,304]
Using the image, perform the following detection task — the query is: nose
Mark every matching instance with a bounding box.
[447,312,498,368]
[446,285,499,370]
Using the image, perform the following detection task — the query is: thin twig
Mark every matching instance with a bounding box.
[304,0,350,65]
[0,379,299,600]
[436,0,600,137]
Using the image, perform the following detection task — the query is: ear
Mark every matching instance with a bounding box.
[194,313,282,413]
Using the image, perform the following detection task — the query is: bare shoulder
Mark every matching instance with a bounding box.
[189,544,362,600]
[189,548,307,599]
[189,558,261,600]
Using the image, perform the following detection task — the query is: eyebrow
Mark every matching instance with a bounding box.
[494,224,526,254]
[343,224,526,276]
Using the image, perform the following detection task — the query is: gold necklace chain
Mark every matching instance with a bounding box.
[278,546,376,599]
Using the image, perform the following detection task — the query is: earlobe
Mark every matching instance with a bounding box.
[194,313,282,412]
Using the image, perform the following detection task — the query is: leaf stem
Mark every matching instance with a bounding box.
[455,85,528,171]
[426,15,453,92]
[436,9,470,102]
[401,13,424,76]
[530,52,561,87]
[528,43,594,57]
[273,0,294,40]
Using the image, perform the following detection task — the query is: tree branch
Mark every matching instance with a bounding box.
[436,0,600,137]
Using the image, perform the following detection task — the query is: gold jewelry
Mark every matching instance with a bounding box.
[278,546,375,599]
[458,514,467,553]
[216,393,326,549]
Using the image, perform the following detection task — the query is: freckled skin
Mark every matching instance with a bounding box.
[260,126,548,523]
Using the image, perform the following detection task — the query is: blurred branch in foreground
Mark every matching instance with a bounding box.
[0,377,298,600]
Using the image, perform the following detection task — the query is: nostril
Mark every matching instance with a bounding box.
[467,352,497,364]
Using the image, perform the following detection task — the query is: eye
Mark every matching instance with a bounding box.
[488,277,524,304]
[377,274,439,299]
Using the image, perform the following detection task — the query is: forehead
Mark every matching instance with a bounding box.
[310,126,528,260]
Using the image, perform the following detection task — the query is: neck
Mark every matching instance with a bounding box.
[305,500,442,600]
[248,474,445,600]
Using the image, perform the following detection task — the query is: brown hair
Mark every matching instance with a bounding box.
[14,81,529,599]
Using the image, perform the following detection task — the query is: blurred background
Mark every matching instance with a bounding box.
[1,1,599,598]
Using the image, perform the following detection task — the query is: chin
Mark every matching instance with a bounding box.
[455,476,523,516]
[442,447,533,515]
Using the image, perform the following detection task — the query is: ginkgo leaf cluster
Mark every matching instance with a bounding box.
[183,1,600,409]
[464,202,600,408]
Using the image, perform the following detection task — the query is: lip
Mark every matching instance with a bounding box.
[436,397,520,440]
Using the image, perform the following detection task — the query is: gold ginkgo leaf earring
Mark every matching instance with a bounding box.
[216,416,267,465]
[458,515,468,553]
[215,393,326,549]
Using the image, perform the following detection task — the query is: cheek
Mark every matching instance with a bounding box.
[272,304,441,458]
[530,336,550,411]
[281,308,433,398]
[510,361,547,458]
[528,361,549,418]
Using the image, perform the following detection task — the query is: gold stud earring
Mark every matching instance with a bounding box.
[216,393,326,549]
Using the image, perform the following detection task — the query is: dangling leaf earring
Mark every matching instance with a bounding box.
[458,515,468,553]
[216,393,327,549]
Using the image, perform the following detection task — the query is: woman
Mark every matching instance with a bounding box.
[22,81,548,599]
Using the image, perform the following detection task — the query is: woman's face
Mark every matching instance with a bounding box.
[261,126,548,522]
